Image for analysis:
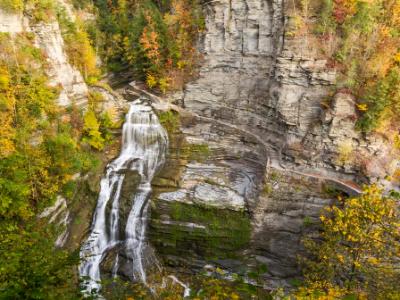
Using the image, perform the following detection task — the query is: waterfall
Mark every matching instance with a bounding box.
[79,98,168,295]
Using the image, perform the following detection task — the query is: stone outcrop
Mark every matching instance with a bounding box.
[149,0,399,287]
[0,9,26,33]
[31,21,88,106]
[0,7,88,106]
[173,0,397,180]
[4,0,396,291]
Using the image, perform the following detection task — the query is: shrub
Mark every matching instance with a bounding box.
[82,110,105,150]
[300,185,400,299]
[0,0,23,12]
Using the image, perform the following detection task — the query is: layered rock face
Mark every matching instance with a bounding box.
[31,21,89,106]
[0,8,88,106]
[179,0,396,179]
[149,0,398,287]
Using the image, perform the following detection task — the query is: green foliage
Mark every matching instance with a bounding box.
[70,0,92,10]
[312,0,400,133]
[25,0,56,23]
[99,111,116,143]
[91,0,204,91]
[356,67,400,132]
[0,221,81,299]
[157,109,180,134]
[82,110,105,150]
[0,32,99,298]
[314,0,336,34]
[82,108,117,150]
[188,275,271,300]
[0,0,23,12]
[57,7,100,82]
[299,185,400,299]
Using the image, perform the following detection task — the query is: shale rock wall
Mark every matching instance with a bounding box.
[149,0,398,287]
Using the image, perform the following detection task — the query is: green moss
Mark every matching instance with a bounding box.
[150,202,251,260]
[157,110,180,134]
[261,183,273,196]
[181,143,210,162]
[303,216,313,227]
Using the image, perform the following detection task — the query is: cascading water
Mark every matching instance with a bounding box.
[79,97,168,295]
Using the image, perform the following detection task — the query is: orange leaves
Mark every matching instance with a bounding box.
[333,0,357,23]
[140,27,160,62]
[101,1,203,93]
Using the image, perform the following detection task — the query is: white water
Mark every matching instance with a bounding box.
[79,98,168,295]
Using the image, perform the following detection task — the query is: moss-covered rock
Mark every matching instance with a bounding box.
[149,201,251,272]
[149,109,253,273]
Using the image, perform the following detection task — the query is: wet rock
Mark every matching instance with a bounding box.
[114,170,141,239]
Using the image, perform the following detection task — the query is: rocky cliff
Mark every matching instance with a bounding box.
[0,7,89,106]
[3,0,397,291]
[147,0,399,288]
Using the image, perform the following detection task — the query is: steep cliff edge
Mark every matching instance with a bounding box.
[148,0,399,287]
[0,7,88,106]
[179,0,397,181]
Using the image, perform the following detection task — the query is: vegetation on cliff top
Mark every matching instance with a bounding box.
[291,0,400,135]
[0,0,23,12]
[81,0,204,93]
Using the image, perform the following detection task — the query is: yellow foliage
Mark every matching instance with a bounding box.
[0,67,15,158]
[60,14,100,82]
[301,185,400,298]
[336,140,353,164]
[394,135,400,149]
[176,60,186,70]
[394,52,400,64]
[357,103,368,111]
[0,0,23,12]
[158,77,170,94]
[146,73,157,88]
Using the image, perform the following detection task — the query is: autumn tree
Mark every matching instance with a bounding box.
[92,0,203,92]
[299,185,400,299]
[0,66,16,157]
[82,110,105,150]
[57,9,100,83]
[0,26,99,299]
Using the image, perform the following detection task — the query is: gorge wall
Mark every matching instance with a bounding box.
[2,0,398,292]
[148,0,399,288]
